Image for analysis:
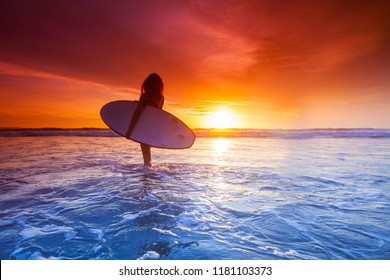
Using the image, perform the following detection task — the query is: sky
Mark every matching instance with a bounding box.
[0,0,389,129]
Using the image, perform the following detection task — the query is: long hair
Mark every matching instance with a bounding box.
[141,73,164,96]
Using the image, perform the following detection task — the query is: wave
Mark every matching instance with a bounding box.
[0,128,117,138]
[1,128,390,139]
[194,128,390,138]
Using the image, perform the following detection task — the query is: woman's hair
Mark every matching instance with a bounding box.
[141,73,164,95]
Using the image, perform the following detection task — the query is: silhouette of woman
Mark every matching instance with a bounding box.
[125,73,164,167]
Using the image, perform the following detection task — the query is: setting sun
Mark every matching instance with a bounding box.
[206,109,237,128]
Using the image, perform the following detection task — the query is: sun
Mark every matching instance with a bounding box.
[207,109,236,128]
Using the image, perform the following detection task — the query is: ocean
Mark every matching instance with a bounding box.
[0,128,389,260]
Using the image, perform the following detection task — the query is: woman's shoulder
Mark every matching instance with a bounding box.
[139,93,164,109]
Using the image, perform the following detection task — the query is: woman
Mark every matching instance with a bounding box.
[125,73,164,167]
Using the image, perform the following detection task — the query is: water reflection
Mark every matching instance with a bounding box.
[212,138,229,155]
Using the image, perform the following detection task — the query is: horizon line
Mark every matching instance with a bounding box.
[1,127,389,130]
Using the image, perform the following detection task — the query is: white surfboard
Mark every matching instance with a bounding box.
[100,100,196,149]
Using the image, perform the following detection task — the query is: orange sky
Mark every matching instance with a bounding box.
[1,0,389,129]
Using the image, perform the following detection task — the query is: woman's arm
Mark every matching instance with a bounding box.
[125,101,144,139]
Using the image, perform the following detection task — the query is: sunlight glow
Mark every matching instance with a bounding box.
[213,138,229,154]
[207,109,236,128]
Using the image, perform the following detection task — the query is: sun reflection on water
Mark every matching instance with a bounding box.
[212,138,229,155]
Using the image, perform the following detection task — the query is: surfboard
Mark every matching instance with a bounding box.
[100,100,196,149]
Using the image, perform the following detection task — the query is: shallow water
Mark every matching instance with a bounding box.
[0,134,389,259]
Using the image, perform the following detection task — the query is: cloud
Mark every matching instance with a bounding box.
[1,1,389,88]
[190,1,390,84]
[0,64,139,128]
[169,99,261,118]
[0,0,389,128]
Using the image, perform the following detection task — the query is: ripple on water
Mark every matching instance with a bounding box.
[1,137,390,259]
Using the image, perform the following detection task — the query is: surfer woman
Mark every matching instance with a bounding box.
[125,73,164,167]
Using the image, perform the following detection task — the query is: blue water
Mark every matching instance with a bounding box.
[0,129,389,259]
